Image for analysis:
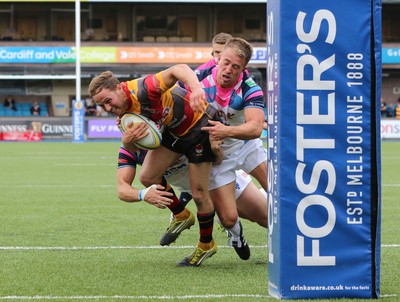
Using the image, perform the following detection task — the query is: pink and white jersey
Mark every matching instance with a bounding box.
[195,66,265,155]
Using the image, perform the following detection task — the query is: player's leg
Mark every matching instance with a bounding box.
[248,161,268,191]
[210,181,251,260]
[238,139,268,191]
[176,128,218,267]
[163,159,193,225]
[211,182,238,228]
[188,161,214,213]
[177,161,217,266]
[140,146,195,246]
[209,151,251,260]
[234,169,268,228]
[236,182,268,228]
[139,146,180,186]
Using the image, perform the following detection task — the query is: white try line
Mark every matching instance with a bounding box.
[53,163,114,166]
[0,245,268,251]
[0,244,397,251]
[0,184,399,188]
[0,293,397,300]
[0,184,115,188]
[0,294,270,300]
[0,156,115,160]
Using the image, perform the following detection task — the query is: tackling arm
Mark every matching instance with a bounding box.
[117,166,174,207]
[117,166,141,202]
[202,107,264,141]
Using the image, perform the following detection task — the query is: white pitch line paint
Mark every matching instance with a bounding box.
[0,184,398,189]
[0,294,271,300]
[0,293,397,300]
[0,245,268,251]
[0,244,397,251]
[0,184,398,188]
[0,248,396,300]
[0,184,114,188]
[53,163,113,166]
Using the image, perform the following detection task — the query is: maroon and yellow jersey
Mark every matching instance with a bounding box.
[121,72,205,137]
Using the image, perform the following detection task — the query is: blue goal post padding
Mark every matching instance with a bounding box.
[266,0,382,299]
[72,100,86,143]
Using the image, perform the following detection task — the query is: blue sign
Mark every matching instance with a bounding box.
[382,47,400,64]
[72,100,85,143]
[267,0,381,299]
[250,47,268,64]
[0,47,75,63]
[0,45,396,66]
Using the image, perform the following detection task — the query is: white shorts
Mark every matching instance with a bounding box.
[237,139,268,173]
[164,157,251,199]
[164,156,191,193]
[209,138,267,190]
[234,169,252,199]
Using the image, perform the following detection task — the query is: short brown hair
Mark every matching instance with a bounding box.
[224,37,253,66]
[212,32,233,45]
[88,71,120,97]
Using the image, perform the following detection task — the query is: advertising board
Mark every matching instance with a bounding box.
[267,0,382,298]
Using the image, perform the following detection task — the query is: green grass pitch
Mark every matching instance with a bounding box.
[0,141,399,301]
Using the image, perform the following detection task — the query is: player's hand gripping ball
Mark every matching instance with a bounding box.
[120,113,162,150]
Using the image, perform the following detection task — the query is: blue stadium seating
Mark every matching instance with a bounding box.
[0,102,49,117]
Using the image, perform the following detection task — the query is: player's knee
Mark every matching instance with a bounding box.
[218,213,237,229]
[139,169,163,187]
[190,190,207,204]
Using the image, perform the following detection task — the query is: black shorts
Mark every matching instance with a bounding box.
[162,110,216,164]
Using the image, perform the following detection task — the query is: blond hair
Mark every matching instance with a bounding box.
[88,71,120,97]
[224,37,253,66]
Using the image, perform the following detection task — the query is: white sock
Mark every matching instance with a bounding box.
[227,218,241,238]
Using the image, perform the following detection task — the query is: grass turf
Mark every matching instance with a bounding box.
[0,141,398,301]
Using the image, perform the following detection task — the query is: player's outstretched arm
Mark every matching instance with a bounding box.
[117,167,173,207]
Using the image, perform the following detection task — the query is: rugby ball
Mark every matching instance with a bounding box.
[120,112,162,150]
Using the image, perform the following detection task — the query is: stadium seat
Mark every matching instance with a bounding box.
[4,109,14,116]
[143,36,155,42]
[22,109,31,116]
[181,36,193,42]
[155,36,168,42]
[20,103,31,110]
[168,36,181,42]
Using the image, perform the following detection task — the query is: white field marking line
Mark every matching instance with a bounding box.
[0,184,114,188]
[53,163,114,166]
[1,244,398,251]
[382,294,400,298]
[383,244,400,247]
[0,245,268,251]
[0,294,269,300]
[0,294,397,300]
[0,184,399,188]
[0,183,398,188]
[0,156,115,160]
